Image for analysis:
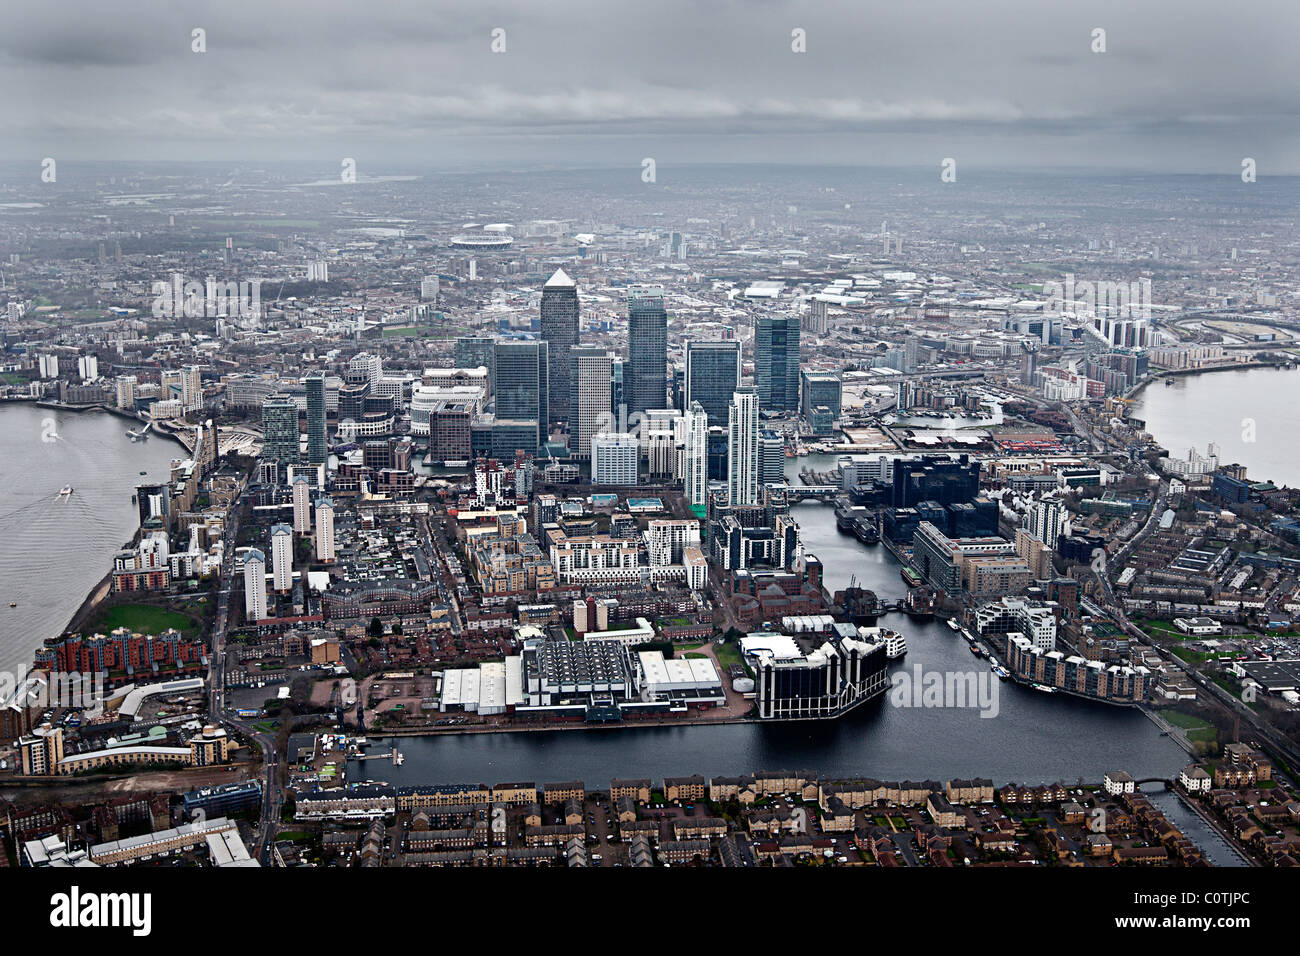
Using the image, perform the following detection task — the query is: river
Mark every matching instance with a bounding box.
[0,403,183,676]
[1130,365,1300,487]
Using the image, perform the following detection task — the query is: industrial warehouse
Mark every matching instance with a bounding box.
[434,635,725,720]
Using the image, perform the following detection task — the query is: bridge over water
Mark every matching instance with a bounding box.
[769,484,839,503]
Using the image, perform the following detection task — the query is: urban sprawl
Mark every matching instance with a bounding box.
[1,167,1299,868]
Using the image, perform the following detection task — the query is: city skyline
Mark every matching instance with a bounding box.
[0,1,1296,903]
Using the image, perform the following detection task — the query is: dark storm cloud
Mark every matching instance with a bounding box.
[2,0,1297,171]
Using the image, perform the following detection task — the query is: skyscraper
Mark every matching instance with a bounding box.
[243,549,266,621]
[571,346,613,459]
[675,401,708,508]
[626,287,668,418]
[315,498,335,563]
[493,340,548,449]
[455,336,496,393]
[728,386,759,506]
[642,408,681,479]
[1024,499,1069,547]
[540,268,579,427]
[685,340,741,426]
[799,369,842,436]
[759,430,786,486]
[270,524,293,593]
[305,371,327,466]
[181,365,202,412]
[754,315,800,411]
[261,396,300,472]
[292,476,312,534]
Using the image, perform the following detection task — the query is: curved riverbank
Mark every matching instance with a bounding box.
[0,404,182,675]
[1130,363,1300,487]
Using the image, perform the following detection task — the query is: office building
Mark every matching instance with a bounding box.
[754,315,800,411]
[758,430,785,486]
[728,387,759,506]
[348,352,383,388]
[749,630,890,720]
[626,287,668,417]
[454,337,496,392]
[912,522,1030,597]
[799,370,842,435]
[305,371,327,466]
[684,340,741,426]
[494,340,548,451]
[540,269,580,426]
[891,455,981,508]
[570,346,613,459]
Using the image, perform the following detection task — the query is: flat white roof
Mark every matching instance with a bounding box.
[479,662,505,711]
[505,656,524,706]
[739,633,802,662]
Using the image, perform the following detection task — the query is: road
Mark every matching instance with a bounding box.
[1053,394,1300,779]
[205,483,283,862]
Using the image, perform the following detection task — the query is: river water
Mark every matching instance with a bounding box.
[1130,365,1300,487]
[0,403,183,676]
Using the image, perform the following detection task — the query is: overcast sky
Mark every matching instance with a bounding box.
[2,0,1297,172]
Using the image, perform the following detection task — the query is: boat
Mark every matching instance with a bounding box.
[970,643,984,657]
[139,470,147,475]
[991,662,1010,680]
[858,625,906,660]
[946,618,960,632]
[58,485,73,497]
[900,567,923,588]
[852,518,880,545]
[1030,682,1058,694]
[8,602,15,608]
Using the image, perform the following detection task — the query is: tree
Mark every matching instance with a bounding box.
[367,616,384,639]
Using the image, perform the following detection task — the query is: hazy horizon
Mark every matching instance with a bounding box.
[3,0,1298,174]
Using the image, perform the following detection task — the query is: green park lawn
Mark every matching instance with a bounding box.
[89,603,198,637]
